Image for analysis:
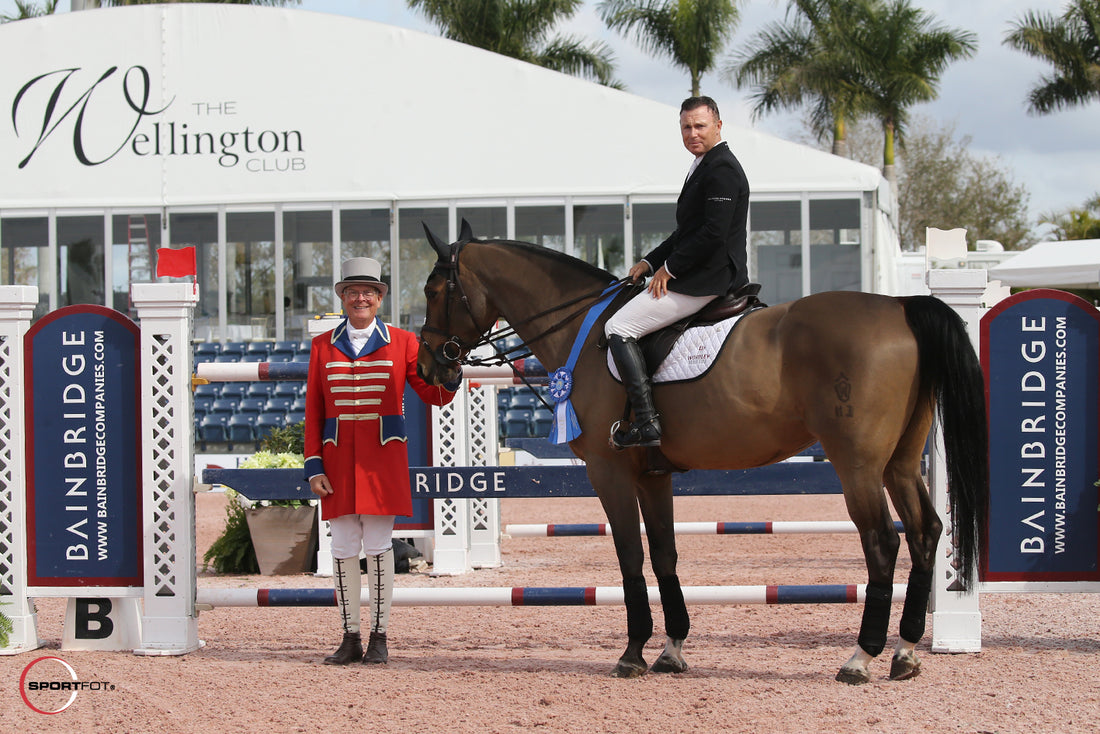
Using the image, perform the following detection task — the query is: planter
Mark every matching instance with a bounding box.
[245,504,318,575]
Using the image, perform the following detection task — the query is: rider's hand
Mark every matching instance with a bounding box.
[627,261,652,283]
[647,265,672,298]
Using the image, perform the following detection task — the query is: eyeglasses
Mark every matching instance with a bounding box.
[343,288,381,301]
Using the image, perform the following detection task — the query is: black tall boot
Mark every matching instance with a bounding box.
[608,334,661,449]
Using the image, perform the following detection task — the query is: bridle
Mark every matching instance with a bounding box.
[420,239,633,377]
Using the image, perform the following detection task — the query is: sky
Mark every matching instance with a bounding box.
[3,0,1097,237]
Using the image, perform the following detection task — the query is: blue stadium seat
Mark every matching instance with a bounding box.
[267,352,292,363]
[246,382,274,399]
[503,409,532,438]
[290,397,308,412]
[194,383,220,399]
[255,412,285,440]
[531,408,553,437]
[271,340,298,359]
[237,397,267,414]
[285,411,306,426]
[210,398,239,416]
[198,414,229,444]
[246,342,271,358]
[274,381,303,398]
[194,342,220,358]
[227,413,257,445]
[264,397,293,413]
[291,352,311,363]
[194,395,215,417]
[220,341,246,358]
[219,383,248,400]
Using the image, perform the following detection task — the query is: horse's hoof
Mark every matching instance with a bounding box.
[611,659,648,678]
[650,654,688,674]
[889,652,921,681]
[835,665,871,685]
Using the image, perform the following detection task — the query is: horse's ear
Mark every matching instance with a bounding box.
[422,222,450,260]
[459,218,474,242]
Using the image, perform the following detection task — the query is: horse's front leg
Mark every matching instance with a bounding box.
[637,473,689,674]
[591,461,652,678]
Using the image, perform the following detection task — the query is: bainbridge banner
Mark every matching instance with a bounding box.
[982,289,1100,582]
[25,306,143,588]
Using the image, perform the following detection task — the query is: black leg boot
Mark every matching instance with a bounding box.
[608,334,661,449]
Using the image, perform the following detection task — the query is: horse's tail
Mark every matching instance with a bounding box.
[902,295,989,590]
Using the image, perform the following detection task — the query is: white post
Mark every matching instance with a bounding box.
[430,388,472,574]
[467,385,502,569]
[0,287,43,654]
[131,283,202,655]
[927,267,987,653]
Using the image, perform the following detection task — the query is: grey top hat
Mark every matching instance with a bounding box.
[334,257,388,298]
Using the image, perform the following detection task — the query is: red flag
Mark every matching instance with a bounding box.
[156,247,197,278]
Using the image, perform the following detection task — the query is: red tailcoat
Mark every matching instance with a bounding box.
[303,318,458,521]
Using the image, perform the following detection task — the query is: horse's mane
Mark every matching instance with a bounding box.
[477,238,616,285]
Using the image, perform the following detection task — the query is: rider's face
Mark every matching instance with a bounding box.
[680,106,722,157]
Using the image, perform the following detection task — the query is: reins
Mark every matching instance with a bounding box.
[421,239,634,409]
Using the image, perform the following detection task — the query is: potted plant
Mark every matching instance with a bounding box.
[203,421,317,575]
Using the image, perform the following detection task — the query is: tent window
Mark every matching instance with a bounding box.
[516,206,565,252]
[0,216,49,319]
[574,204,625,276]
[458,206,507,240]
[398,206,447,332]
[631,203,675,266]
[226,212,275,341]
[750,201,802,304]
[810,199,861,293]
[285,210,335,340]
[58,215,105,309]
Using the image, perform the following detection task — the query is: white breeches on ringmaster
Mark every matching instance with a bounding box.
[329,513,396,560]
[604,289,717,340]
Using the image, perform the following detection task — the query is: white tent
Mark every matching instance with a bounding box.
[989,240,1100,288]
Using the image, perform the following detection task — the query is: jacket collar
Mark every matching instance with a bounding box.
[330,316,391,359]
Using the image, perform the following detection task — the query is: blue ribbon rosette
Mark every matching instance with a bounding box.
[547,282,623,444]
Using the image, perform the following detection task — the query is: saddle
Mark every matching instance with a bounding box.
[638,282,765,376]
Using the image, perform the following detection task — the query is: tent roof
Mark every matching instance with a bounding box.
[989,240,1100,288]
[0,4,885,208]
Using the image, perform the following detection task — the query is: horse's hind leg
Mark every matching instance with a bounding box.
[883,423,942,682]
[833,464,902,685]
[637,473,689,674]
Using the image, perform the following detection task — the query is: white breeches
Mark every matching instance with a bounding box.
[329,513,396,559]
[604,289,716,340]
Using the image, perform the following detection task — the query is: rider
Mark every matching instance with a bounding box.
[604,95,750,449]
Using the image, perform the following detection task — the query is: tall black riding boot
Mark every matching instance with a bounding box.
[608,334,661,449]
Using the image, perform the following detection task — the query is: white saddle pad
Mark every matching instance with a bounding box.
[607,313,746,384]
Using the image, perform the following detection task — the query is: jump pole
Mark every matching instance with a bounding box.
[196,584,907,608]
[506,521,905,537]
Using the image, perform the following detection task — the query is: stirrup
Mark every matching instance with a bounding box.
[609,416,661,450]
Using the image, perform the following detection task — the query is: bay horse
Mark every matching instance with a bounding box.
[416,223,988,684]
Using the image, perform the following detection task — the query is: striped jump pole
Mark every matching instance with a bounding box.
[195,361,548,385]
[506,521,905,537]
[195,584,906,609]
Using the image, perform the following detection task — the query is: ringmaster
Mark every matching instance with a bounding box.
[304,257,461,665]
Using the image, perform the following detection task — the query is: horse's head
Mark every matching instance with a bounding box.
[417,220,499,386]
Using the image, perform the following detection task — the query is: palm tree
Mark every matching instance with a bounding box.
[598,0,741,97]
[729,0,872,157]
[1040,193,1100,240]
[849,0,976,183]
[1004,0,1100,115]
[1,0,59,22]
[407,0,621,88]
